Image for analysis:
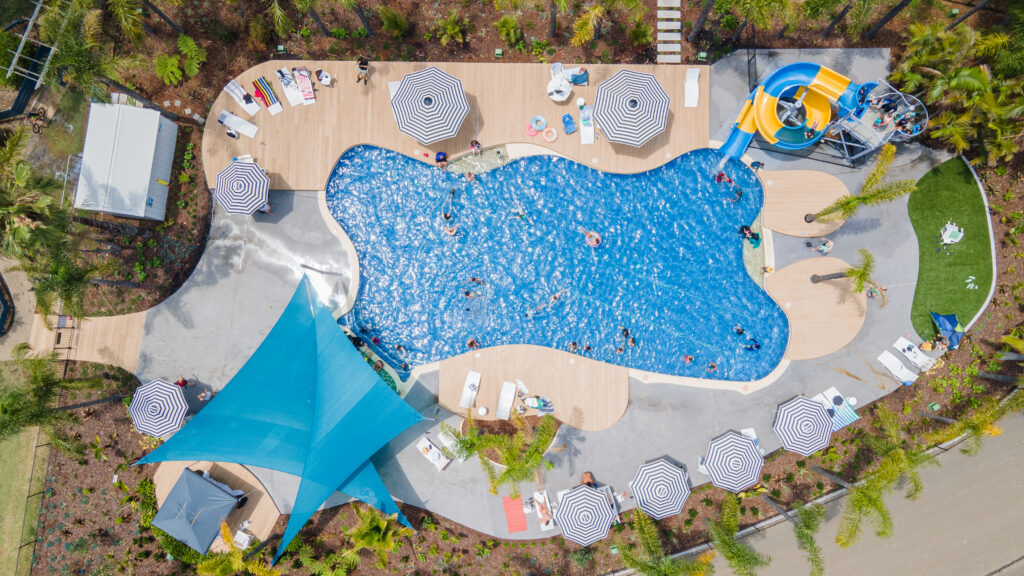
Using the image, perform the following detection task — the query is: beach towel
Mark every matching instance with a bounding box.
[293,68,315,104]
[581,105,595,145]
[223,80,260,117]
[812,387,860,431]
[894,337,936,371]
[275,68,304,107]
[502,497,528,533]
[216,110,258,138]
[252,76,282,115]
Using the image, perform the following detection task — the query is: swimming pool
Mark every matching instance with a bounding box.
[325,146,788,381]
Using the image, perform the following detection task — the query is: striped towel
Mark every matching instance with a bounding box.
[813,387,860,431]
[253,76,283,116]
[293,68,316,105]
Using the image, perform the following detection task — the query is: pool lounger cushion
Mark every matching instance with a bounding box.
[877,350,918,385]
[893,337,936,371]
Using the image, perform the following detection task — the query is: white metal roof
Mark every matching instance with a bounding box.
[74,103,176,220]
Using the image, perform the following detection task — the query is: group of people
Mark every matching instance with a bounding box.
[734,325,761,351]
[739,225,761,248]
[716,171,744,202]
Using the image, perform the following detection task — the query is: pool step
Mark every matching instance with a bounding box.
[656,0,683,63]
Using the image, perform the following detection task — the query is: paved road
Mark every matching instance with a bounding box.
[709,414,1024,576]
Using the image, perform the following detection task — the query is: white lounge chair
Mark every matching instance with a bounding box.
[533,491,555,531]
[496,381,517,420]
[894,337,936,371]
[217,110,258,138]
[223,80,260,117]
[416,438,451,471]
[878,350,918,385]
[684,68,700,108]
[459,371,481,409]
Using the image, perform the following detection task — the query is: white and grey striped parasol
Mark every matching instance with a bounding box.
[391,67,470,145]
[552,485,616,546]
[215,161,270,214]
[704,431,763,493]
[128,379,188,438]
[774,396,833,456]
[593,70,670,147]
[629,458,690,519]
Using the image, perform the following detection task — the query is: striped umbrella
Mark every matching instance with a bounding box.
[215,161,269,215]
[553,485,616,546]
[129,379,188,438]
[391,67,470,145]
[593,70,671,147]
[774,396,833,456]
[704,431,763,493]
[629,458,690,519]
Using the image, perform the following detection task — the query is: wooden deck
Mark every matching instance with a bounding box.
[764,257,867,361]
[761,170,849,237]
[201,62,710,191]
[152,460,282,554]
[27,313,145,372]
[437,344,629,431]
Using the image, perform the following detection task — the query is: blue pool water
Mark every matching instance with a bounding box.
[326,146,788,381]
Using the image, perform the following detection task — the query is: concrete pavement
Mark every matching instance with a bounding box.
[710,413,1024,576]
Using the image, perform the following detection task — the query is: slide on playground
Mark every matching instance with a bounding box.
[719,62,876,161]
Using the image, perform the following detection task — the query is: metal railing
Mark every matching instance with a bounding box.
[13,432,53,576]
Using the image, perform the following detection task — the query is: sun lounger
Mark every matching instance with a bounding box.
[416,438,450,471]
[437,429,466,462]
[293,67,316,104]
[878,350,918,386]
[813,387,860,431]
[252,76,282,116]
[276,68,304,107]
[580,105,595,145]
[740,428,767,455]
[534,491,555,531]
[894,337,936,371]
[496,381,516,420]
[223,80,260,117]
[562,113,577,135]
[459,371,481,409]
[217,110,258,138]
[685,68,700,108]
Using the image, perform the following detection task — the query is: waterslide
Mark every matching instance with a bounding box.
[719,62,875,161]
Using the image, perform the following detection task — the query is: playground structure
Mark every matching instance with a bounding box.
[720,62,927,166]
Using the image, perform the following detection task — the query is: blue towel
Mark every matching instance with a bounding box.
[562,113,577,135]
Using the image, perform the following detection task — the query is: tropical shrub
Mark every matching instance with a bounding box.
[153,53,183,85]
[377,6,409,39]
[495,15,523,47]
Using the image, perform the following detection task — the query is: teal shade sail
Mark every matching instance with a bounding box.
[137,276,423,561]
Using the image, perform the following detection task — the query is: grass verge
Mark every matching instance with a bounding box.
[0,428,37,576]
[907,158,993,339]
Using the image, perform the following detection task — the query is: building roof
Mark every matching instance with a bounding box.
[74,103,176,220]
[137,277,423,561]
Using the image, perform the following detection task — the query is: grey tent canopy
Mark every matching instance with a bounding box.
[151,468,239,554]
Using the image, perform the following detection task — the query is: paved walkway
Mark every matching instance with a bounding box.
[716,414,1024,576]
[123,49,964,542]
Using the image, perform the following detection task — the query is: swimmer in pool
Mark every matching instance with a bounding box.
[707,362,717,373]
[443,223,458,236]
[570,342,578,353]
[463,290,478,299]
[466,338,479,349]
[549,289,569,305]
[684,355,694,364]
[468,277,484,285]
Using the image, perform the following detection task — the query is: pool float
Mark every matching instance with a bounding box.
[526,123,539,137]
[531,116,547,131]
[543,127,558,143]
[585,230,601,247]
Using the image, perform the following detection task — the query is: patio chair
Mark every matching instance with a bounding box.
[893,337,936,371]
[877,350,918,386]
[496,381,517,420]
[684,68,700,108]
[459,371,481,409]
[570,69,589,86]
[562,113,577,135]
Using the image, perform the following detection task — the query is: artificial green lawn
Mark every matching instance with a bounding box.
[907,158,993,339]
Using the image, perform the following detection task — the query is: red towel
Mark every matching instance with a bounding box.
[502,496,527,533]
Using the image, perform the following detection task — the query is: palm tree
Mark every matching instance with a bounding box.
[864,0,913,40]
[337,0,374,37]
[549,0,568,39]
[806,145,915,223]
[0,128,69,258]
[810,249,880,296]
[687,0,715,42]
[477,414,558,497]
[437,410,484,461]
[0,344,107,457]
[816,1,851,38]
[620,509,714,575]
[706,496,770,576]
[834,472,892,548]
[792,504,826,576]
[570,0,643,47]
[342,504,411,569]
[197,522,280,576]
[38,3,142,98]
[947,0,996,30]
[20,250,112,323]
[298,544,359,576]
[724,0,794,37]
[104,0,145,44]
[922,390,1024,455]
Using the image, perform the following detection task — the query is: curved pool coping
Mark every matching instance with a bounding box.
[316,142,792,393]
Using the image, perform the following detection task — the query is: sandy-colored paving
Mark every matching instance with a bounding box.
[28,312,145,372]
[152,460,281,553]
[438,344,629,431]
[765,257,867,361]
[201,61,710,190]
[761,170,849,237]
